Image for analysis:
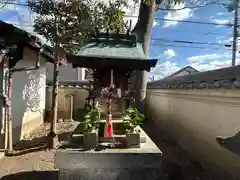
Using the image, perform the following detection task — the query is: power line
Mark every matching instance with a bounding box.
[125,14,235,27]
[0,0,220,10]
[153,26,232,36]
[154,17,234,27]
[3,22,235,49]
[151,38,232,47]
[151,42,232,51]
[0,1,237,27]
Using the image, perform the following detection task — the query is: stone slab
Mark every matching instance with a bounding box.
[55,126,163,180]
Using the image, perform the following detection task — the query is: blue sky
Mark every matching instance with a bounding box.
[0,0,238,79]
[148,1,237,79]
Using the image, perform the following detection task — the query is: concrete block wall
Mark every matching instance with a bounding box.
[45,87,88,120]
[146,88,240,179]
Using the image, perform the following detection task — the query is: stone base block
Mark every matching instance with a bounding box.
[56,153,163,180]
[56,126,162,180]
[58,168,165,180]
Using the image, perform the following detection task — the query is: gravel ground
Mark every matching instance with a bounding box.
[0,121,79,180]
[0,120,215,180]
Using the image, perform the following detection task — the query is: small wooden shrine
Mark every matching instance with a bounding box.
[66,33,158,137]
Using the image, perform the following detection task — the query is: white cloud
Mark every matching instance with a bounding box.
[163,49,176,61]
[187,53,223,64]
[217,37,233,44]
[212,19,231,25]
[152,19,158,27]
[187,52,240,72]
[163,2,193,28]
[150,49,177,79]
[216,12,231,16]
[149,61,181,80]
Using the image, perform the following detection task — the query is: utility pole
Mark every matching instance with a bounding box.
[232,0,239,66]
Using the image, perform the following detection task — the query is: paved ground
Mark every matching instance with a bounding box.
[0,120,215,180]
[143,122,214,180]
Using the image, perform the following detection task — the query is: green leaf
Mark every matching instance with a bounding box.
[119,11,125,17]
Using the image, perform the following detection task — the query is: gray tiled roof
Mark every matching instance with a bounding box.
[47,80,89,87]
[164,65,199,79]
[148,65,240,89]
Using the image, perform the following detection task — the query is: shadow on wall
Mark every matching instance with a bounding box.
[216,131,240,156]
[12,68,45,143]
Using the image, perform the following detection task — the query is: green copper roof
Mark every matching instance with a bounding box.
[76,34,146,60]
[66,33,158,71]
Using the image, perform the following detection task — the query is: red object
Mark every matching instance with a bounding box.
[108,123,113,136]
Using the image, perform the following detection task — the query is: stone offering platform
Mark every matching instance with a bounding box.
[55,126,163,180]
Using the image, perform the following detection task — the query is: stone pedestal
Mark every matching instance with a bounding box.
[84,131,98,149]
[55,127,163,180]
[126,132,140,147]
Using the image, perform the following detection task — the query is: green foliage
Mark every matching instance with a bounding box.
[28,0,183,53]
[83,102,92,114]
[28,0,128,53]
[122,108,145,133]
[82,100,101,132]
[83,107,100,132]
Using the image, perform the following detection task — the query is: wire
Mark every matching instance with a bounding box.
[0,0,220,10]
[153,26,232,36]
[0,1,236,27]
[151,38,232,47]
[151,42,232,51]
[125,14,235,27]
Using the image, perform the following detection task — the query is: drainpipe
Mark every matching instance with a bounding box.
[6,49,41,155]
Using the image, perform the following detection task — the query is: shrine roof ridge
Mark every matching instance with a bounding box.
[91,33,137,46]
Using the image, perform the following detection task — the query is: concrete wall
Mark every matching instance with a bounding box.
[146,88,240,179]
[45,86,125,121]
[45,87,88,120]
[46,62,86,81]
[0,47,47,147]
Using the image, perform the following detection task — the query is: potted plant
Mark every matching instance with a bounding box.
[122,108,145,147]
[83,107,100,149]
